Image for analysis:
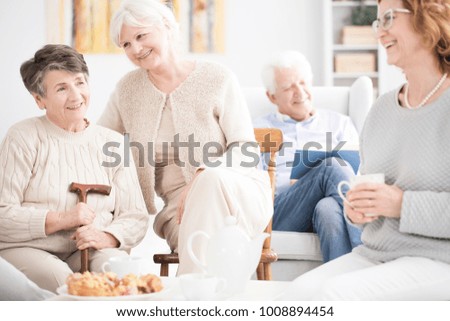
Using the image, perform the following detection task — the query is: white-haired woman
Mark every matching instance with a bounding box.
[99,0,272,274]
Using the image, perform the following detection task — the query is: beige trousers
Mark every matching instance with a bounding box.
[154,185,185,253]
[176,167,273,275]
[0,247,128,293]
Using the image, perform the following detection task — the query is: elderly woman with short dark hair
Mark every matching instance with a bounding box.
[0,44,149,293]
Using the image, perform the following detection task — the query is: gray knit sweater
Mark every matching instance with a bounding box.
[354,86,450,263]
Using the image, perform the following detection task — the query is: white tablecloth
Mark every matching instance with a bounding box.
[51,277,290,301]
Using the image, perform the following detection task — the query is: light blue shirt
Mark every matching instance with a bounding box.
[253,110,359,195]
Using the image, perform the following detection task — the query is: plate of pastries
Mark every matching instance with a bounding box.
[56,271,170,300]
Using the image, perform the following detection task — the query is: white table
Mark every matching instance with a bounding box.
[229,280,289,300]
[52,278,290,301]
[168,278,290,301]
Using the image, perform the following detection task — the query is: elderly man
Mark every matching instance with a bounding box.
[253,51,362,262]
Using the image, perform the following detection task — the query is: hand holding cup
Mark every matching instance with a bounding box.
[338,173,385,217]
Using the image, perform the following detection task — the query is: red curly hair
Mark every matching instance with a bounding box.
[378,0,450,73]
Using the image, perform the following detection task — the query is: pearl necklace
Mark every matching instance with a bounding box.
[404,73,448,109]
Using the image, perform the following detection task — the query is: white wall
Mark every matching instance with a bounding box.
[0,0,329,139]
[1,1,46,138]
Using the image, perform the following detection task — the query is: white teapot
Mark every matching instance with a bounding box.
[187,216,269,296]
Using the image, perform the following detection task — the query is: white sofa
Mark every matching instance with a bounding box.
[244,76,373,281]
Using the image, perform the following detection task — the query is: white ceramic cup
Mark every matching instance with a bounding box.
[337,173,385,217]
[101,256,149,278]
[179,273,227,301]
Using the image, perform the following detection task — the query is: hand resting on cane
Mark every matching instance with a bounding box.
[71,225,119,250]
[45,203,95,235]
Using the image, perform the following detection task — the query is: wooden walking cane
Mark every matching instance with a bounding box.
[69,182,112,273]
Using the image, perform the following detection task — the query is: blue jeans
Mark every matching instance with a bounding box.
[273,157,362,262]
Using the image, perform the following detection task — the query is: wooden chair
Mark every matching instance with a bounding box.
[153,128,283,280]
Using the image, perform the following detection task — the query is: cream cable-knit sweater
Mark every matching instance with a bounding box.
[98,61,258,214]
[355,86,450,263]
[0,116,149,254]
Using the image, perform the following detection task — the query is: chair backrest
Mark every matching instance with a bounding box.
[243,76,373,134]
[253,128,283,251]
[254,128,283,199]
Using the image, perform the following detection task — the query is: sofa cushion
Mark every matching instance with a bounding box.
[271,231,323,261]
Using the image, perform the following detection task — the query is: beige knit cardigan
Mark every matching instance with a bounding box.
[98,61,257,214]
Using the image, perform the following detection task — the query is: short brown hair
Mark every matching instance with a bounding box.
[378,0,450,73]
[20,44,89,97]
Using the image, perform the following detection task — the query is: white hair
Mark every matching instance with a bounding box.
[261,51,313,94]
[110,0,179,47]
